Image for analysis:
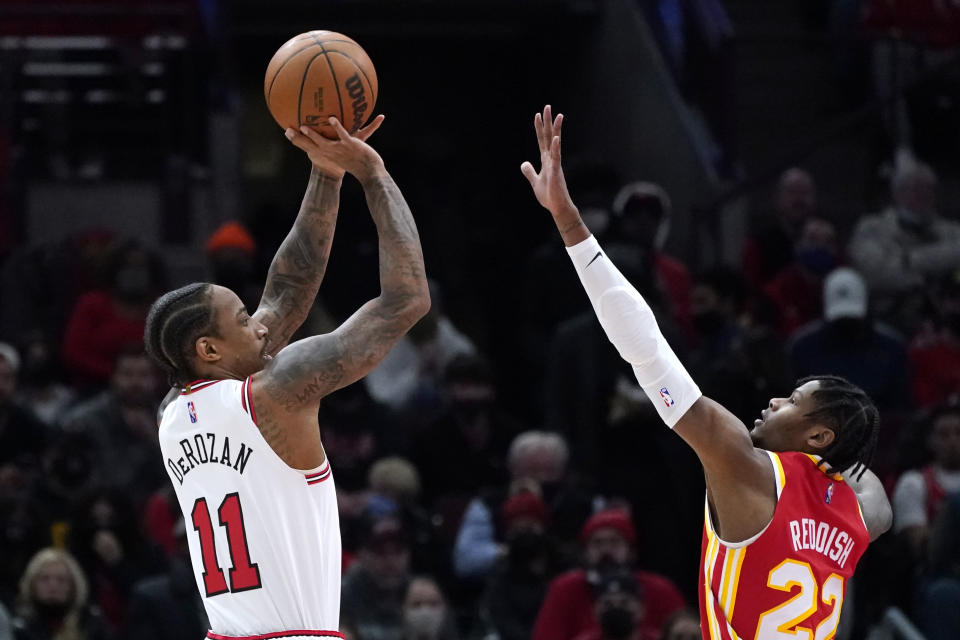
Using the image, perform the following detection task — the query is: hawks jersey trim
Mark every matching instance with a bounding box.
[698,451,869,640]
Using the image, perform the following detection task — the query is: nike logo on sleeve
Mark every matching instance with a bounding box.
[586,251,603,267]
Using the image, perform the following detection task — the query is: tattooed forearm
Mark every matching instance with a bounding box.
[256,167,342,353]
[361,174,429,305]
[257,169,429,416]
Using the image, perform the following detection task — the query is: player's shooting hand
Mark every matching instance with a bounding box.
[520,105,577,219]
[285,115,386,181]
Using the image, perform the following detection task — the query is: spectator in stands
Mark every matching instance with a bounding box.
[365,279,475,416]
[687,267,793,423]
[892,405,960,561]
[29,433,99,537]
[62,241,165,387]
[909,272,960,408]
[763,217,840,336]
[413,354,522,510]
[0,343,48,488]
[571,569,646,640]
[122,519,207,640]
[0,497,50,607]
[205,221,260,312]
[367,457,446,581]
[848,153,960,331]
[743,168,818,290]
[16,331,75,427]
[60,349,165,506]
[66,490,165,632]
[659,609,700,640]
[532,509,685,640]
[453,431,590,582]
[401,576,458,640]
[341,516,413,640]
[607,182,691,328]
[476,491,557,640]
[918,491,960,640]
[12,547,112,640]
[789,268,909,411]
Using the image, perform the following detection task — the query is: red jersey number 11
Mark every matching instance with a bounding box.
[191,492,262,597]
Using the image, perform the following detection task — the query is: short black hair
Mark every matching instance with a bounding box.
[144,283,217,387]
[800,375,879,479]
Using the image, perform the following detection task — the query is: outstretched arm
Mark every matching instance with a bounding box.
[253,116,385,355]
[522,106,775,541]
[251,117,429,467]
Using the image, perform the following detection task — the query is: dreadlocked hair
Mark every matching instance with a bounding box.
[144,283,217,388]
[799,375,879,480]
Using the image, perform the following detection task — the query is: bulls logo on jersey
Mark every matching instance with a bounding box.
[188,401,198,424]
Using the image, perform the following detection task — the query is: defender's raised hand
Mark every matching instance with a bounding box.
[285,114,386,180]
[520,105,587,245]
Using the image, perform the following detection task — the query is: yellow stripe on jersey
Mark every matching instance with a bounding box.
[803,453,844,480]
[771,452,787,495]
[723,547,747,620]
[703,531,722,640]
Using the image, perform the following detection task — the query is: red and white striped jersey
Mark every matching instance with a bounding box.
[159,378,342,639]
[698,451,869,640]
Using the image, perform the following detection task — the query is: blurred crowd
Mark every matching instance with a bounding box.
[0,143,959,640]
[1,1,959,640]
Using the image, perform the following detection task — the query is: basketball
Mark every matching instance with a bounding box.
[264,31,378,138]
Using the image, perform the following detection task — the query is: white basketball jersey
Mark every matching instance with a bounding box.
[159,377,342,639]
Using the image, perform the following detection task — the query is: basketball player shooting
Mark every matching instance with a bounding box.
[144,115,430,640]
[521,105,892,640]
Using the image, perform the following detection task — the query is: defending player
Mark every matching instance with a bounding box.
[521,105,892,640]
[144,115,430,640]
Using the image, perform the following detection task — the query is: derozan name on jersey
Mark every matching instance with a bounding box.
[789,518,856,568]
[167,432,254,485]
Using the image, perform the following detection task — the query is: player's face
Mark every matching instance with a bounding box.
[208,285,271,377]
[750,380,825,452]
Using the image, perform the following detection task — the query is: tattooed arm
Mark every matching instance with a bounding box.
[252,166,341,356]
[250,117,429,469]
[254,116,385,355]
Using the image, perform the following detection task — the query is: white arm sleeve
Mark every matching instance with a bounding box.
[566,235,701,427]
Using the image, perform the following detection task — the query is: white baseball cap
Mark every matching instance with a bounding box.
[823,267,868,321]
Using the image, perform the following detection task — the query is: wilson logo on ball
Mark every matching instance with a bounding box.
[345,73,367,131]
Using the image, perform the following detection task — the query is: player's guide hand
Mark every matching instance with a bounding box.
[285,114,385,181]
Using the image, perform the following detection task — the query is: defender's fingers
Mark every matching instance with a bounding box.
[520,161,538,185]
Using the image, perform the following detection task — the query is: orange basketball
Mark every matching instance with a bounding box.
[264,31,378,138]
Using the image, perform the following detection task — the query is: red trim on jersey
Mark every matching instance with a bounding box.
[240,380,249,413]
[181,379,224,395]
[206,631,345,640]
[244,376,258,425]
[306,462,332,486]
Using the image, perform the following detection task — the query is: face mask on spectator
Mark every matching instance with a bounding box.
[691,310,727,336]
[508,530,546,568]
[404,604,444,638]
[33,600,70,620]
[797,247,837,277]
[599,606,635,640]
